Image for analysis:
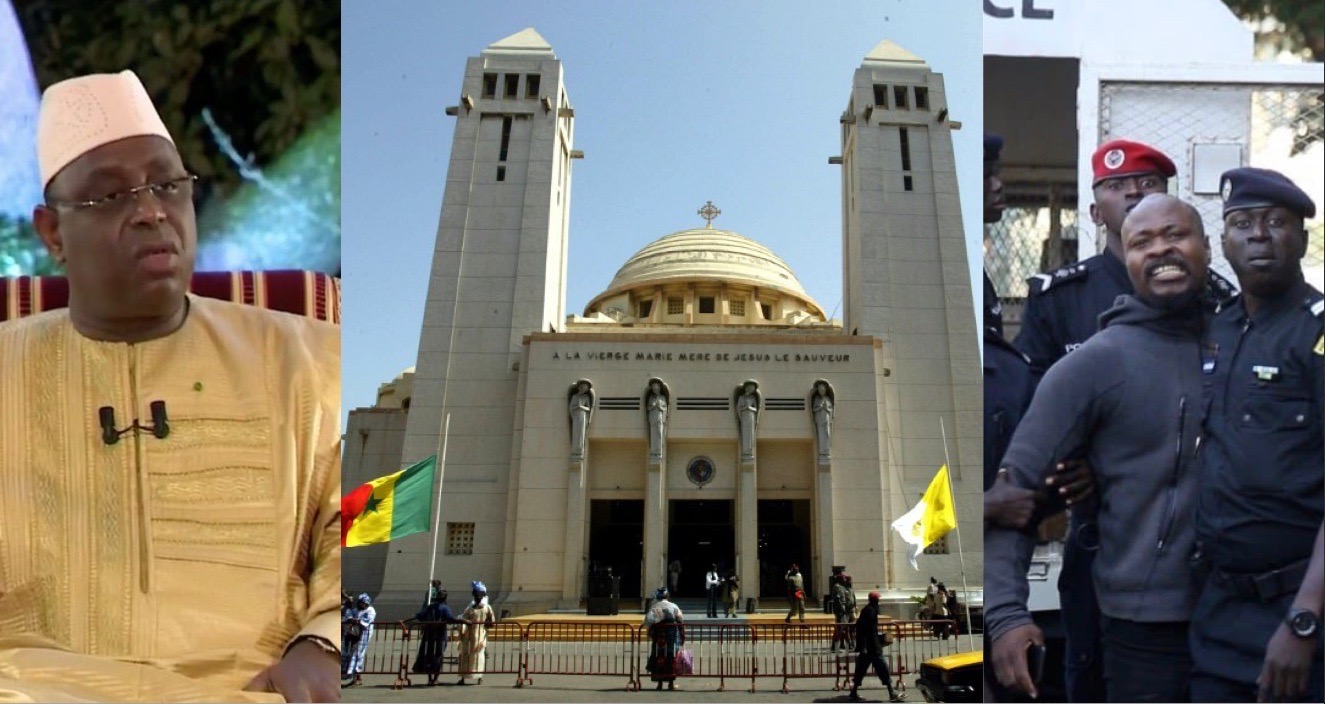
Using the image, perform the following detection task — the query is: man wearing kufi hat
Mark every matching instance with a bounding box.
[1188,167,1324,702]
[0,71,341,702]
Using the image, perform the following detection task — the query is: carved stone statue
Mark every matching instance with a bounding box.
[734,380,762,463]
[644,378,670,465]
[811,379,835,465]
[567,379,596,462]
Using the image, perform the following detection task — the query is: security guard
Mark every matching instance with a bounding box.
[1190,167,1324,702]
[983,133,1033,493]
[984,132,1009,339]
[983,134,1077,703]
[1016,139,1236,373]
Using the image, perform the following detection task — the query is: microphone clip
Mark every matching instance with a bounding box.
[99,401,171,446]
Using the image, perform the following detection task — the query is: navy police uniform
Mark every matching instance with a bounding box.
[984,271,1005,339]
[1189,168,1325,701]
[984,328,1036,491]
[985,266,1034,490]
[1017,253,1237,374]
[1016,138,1237,374]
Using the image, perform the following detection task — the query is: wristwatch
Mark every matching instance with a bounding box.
[1286,608,1321,639]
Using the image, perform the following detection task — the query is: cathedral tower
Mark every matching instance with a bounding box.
[838,41,981,567]
[376,28,575,610]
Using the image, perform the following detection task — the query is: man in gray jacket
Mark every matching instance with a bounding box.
[986,194,1212,702]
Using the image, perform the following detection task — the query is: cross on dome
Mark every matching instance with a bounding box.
[697,200,721,229]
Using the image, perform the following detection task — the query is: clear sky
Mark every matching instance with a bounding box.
[341,0,984,423]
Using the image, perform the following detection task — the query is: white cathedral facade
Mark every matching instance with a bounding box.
[342,28,982,617]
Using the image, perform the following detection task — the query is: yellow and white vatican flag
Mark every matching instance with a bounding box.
[890,465,958,570]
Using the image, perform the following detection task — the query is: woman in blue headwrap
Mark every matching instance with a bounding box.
[343,593,376,685]
[409,580,465,685]
[457,580,497,685]
[642,587,685,690]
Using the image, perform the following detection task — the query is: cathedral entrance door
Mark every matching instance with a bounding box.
[667,500,735,599]
[757,499,813,601]
[588,500,643,599]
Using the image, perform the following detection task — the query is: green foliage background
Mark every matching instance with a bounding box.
[1222,0,1325,60]
[15,0,339,197]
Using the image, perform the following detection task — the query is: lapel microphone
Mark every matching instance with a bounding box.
[99,406,119,445]
[99,401,171,445]
[149,400,170,439]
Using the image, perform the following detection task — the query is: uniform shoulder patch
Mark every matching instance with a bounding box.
[1207,270,1239,304]
[1026,263,1088,296]
[1309,298,1324,318]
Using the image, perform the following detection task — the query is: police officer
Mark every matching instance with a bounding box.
[1190,167,1324,702]
[983,134,1090,703]
[984,133,1009,341]
[983,132,1035,499]
[1012,139,1231,704]
[984,133,1093,528]
[1016,138,1236,372]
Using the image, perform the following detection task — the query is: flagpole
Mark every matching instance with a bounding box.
[939,416,977,652]
[427,413,452,601]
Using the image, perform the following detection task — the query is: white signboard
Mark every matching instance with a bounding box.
[983,0,1079,59]
[984,0,1250,63]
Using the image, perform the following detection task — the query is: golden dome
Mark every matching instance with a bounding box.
[585,228,825,319]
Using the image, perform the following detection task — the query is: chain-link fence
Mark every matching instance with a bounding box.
[1100,81,1323,286]
[984,188,1080,301]
[985,80,1325,327]
[983,186,1079,340]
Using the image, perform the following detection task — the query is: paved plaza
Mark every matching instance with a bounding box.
[342,672,909,703]
[343,615,970,703]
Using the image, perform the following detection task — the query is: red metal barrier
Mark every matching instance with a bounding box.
[884,619,969,696]
[353,622,412,689]
[469,622,526,684]
[780,623,854,694]
[523,621,638,690]
[358,617,971,693]
[635,622,756,692]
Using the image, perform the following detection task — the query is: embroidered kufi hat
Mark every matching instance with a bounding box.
[37,70,174,188]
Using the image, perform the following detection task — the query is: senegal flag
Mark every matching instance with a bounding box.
[342,455,437,547]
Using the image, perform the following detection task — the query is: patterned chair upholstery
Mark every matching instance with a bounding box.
[0,270,340,324]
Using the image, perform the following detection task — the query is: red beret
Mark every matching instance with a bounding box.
[1091,139,1176,186]
[868,591,881,602]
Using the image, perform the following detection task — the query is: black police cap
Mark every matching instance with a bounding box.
[1220,167,1316,219]
[985,133,1003,163]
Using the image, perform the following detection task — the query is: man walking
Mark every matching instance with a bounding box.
[785,564,806,623]
[848,591,903,702]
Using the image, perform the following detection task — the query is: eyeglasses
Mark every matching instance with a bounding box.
[48,174,198,213]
